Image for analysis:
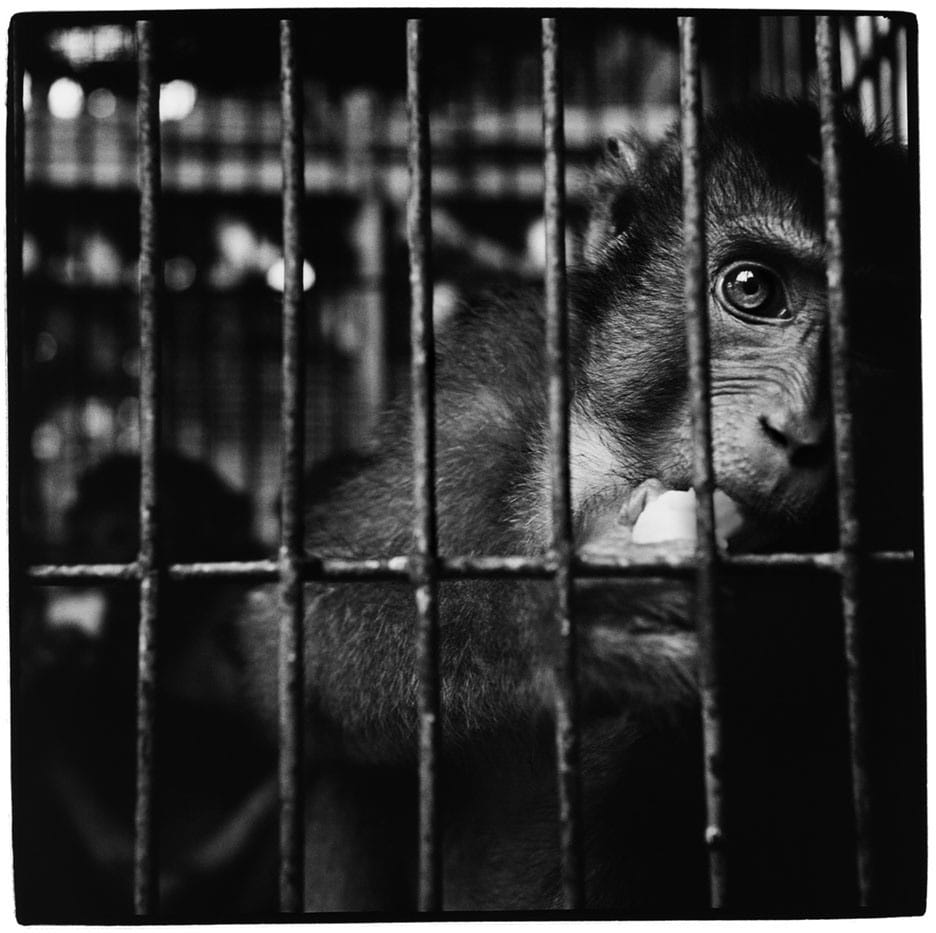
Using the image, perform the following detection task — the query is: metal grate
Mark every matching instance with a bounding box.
[12,11,918,918]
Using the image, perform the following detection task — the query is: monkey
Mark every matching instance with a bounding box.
[229,98,922,916]
[15,453,280,921]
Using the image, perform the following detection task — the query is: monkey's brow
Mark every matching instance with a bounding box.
[713,214,824,262]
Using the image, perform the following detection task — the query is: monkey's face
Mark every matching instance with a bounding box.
[658,227,835,551]
[573,100,915,559]
[559,103,916,712]
[575,231,837,557]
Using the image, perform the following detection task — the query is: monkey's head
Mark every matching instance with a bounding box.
[542,100,919,713]
[569,99,917,558]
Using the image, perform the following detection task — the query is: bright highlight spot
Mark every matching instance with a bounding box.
[160,80,197,121]
[48,77,84,119]
[266,258,315,292]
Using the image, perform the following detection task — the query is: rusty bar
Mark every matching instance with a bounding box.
[678,15,727,909]
[542,16,584,911]
[407,18,442,913]
[816,15,873,909]
[134,18,161,918]
[26,547,916,588]
[278,18,306,915]
[30,563,143,582]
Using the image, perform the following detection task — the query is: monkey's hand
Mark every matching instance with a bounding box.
[570,481,752,717]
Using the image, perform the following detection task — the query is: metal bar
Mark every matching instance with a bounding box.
[30,563,145,582]
[678,15,727,910]
[887,19,901,142]
[854,17,879,128]
[816,15,873,909]
[863,16,884,127]
[874,18,894,134]
[134,18,161,918]
[26,548,916,587]
[407,18,442,914]
[542,16,584,911]
[278,18,306,915]
[896,21,910,145]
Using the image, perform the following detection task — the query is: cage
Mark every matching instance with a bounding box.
[6,9,923,921]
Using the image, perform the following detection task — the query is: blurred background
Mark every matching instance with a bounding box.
[8,9,916,922]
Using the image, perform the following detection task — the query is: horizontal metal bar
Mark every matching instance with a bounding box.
[28,563,144,582]
[26,550,916,586]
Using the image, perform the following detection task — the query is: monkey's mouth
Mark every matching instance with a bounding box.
[575,482,771,640]
[581,478,776,559]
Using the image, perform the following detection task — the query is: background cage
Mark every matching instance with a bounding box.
[7,9,922,921]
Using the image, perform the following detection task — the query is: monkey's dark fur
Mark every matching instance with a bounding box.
[235,99,922,915]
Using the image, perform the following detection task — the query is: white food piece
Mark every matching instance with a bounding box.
[631,489,696,544]
[630,488,744,547]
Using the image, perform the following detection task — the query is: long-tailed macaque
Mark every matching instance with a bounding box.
[234,98,922,915]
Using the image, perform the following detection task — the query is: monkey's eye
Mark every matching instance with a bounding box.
[715,262,791,323]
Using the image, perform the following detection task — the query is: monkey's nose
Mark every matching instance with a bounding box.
[758,409,830,469]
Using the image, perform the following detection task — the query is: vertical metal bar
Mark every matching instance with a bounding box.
[278,17,306,914]
[874,18,893,135]
[407,18,442,913]
[887,19,901,143]
[678,15,726,910]
[542,16,584,912]
[815,15,873,909]
[134,18,161,917]
[896,22,910,145]
[903,18,917,160]
[854,17,878,129]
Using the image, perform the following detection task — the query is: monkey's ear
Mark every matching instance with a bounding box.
[583,133,648,265]
[603,135,643,174]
